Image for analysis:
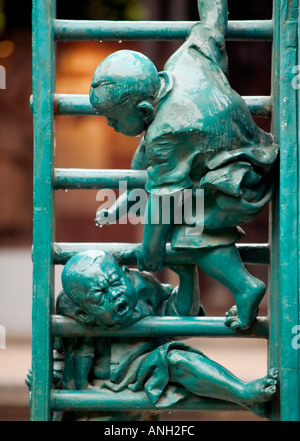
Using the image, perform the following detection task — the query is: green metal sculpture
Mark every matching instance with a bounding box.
[90,0,278,331]
[44,0,279,422]
[54,250,277,421]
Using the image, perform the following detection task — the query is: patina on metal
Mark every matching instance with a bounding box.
[30,0,300,422]
[51,0,279,421]
[53,250,277,421]
[91,0,278,331]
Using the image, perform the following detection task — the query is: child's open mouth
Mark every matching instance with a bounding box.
[115,297,129,317]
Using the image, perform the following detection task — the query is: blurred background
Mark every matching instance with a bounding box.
[0,0,273,421]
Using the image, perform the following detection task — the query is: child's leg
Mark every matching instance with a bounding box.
[167,349,277,408]
[189,245,265,329]
[62,337,95,390]
[168,264,202,316]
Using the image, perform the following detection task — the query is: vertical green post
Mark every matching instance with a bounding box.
[31,0,56,420]
[278,0,299,421]
[270,0,300,421]
[268,0,281,421]
[297,2,300,421]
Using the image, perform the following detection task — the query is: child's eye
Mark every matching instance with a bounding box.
[109,274,121,286]
[94,290,105,304]
[89,288,105,305]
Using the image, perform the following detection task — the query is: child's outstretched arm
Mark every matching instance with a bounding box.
[198,0,228,36]
[137,192,172,272]
[95,189,133,226]
[95,140,149,226]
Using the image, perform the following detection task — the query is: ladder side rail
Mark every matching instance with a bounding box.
[272,0,300,421]
[31,0,56,421]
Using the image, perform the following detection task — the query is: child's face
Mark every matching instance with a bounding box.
[73,261,138,327]
[104,102,147,137]
[90,87,148,137]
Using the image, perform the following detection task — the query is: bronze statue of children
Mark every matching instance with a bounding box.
[89,0,278,331]
[55,250,277,419]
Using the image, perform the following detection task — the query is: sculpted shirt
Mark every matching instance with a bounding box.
[132,22,278,248]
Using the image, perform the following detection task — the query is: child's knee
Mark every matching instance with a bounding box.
[167,349,206,383]
[167,349,183,366]
[167,349,203,368]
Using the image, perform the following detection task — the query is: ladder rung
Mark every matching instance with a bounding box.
[54,168,147,189]
[54,19,273,42]
[53,242,270,265]
[52,315,269,339]
[50,389,250,413]
[54,166,275,195]
[53,94,272,117]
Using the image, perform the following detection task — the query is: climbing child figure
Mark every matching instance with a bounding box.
[90,0,278,330]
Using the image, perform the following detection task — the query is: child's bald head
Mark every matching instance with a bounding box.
[89,50,162,136]
[90,50,160,113]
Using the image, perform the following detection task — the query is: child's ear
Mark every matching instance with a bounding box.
[75,307,94,327]
[137,101,154,124]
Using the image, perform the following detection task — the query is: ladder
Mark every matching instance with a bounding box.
[31,0,300,421]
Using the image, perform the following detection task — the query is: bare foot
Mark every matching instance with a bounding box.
[225,281,265,330]
[225,305,258,330]
[241,369,278,406]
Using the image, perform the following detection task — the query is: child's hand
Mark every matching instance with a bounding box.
[94,209,113,226]
[137,246,165,272]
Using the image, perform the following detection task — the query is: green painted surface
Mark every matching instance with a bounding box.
[52,249,276,421]
[51,315,269,339]
[54,19,273,42]
[276,0,300,421]
[52,93,272,117]
[49,389,250,413]
[89,2,277,330]
[53,241,270,265]
[31,0,56,421]
[268,0,300,422]
[30,0,300,421]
